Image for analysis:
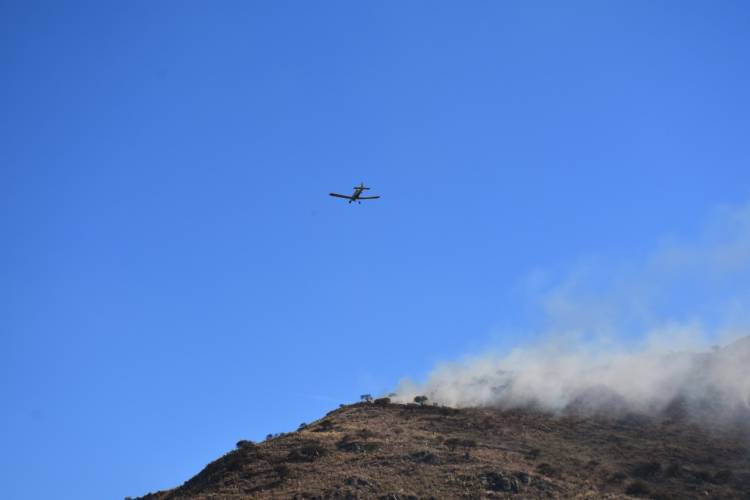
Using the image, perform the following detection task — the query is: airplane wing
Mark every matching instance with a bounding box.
[358,196,380,200]
[329,193,354,199]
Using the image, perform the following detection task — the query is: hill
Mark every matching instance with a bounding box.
[134,400,750,499]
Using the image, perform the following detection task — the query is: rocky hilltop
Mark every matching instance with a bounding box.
[135,399,750,499]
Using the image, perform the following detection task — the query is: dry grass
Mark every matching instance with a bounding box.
[135,402,750,499]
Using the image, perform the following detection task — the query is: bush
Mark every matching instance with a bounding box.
[625,481,651,496]
[410,450,440,464]
[360,394,373,402]
[414,395,428,405]
[525,448,541,460]
[693,470,714,483]
[445,438,477,450]
[236,440,255,449]
[483,472,514,492]
[536,463,557,477]
[664,463,682,477]
[607,471,627,484]
[337,435,379,453]
[274,464,291,479]
[357,428,377,439]
[713,469,733,484]
[632,461,661,479]
[691,469,733,484]
[312,419,334,432]
[374,397,391,406]
[337,440,363,452]
[287,443,327,462]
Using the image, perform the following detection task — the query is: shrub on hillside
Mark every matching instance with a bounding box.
[357,428,377,439]
[536,463,558,477]
[664,463,682,477]
[525,448,541,460]
[713,469,733,484]
[410,450,440,464]
[286,442,327,462]
[312,419,334,432]
[625,481,651,496]
[337,435,379,453]
[274,464,291,479]
[445,438,477,450]
[632,461,661,478]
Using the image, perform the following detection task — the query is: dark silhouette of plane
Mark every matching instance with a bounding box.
[329,182,380,204]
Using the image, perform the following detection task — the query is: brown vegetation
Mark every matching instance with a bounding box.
[135,401,750,499]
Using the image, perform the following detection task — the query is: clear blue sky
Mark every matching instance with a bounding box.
[2,2,749,498]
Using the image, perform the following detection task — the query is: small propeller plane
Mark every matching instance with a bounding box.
[329,182,380,204]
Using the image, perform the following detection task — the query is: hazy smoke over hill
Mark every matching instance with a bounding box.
[395,202,750,419]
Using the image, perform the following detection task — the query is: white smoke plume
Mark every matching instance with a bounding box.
[394,201,750,420]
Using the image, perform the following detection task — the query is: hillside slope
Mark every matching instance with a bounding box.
[135,402,750,499]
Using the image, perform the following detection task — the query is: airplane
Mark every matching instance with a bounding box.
[329,182,381,204]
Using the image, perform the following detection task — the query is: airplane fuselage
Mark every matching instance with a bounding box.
[349,187,365,202]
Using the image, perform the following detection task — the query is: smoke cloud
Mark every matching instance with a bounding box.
[394,202,750,421]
